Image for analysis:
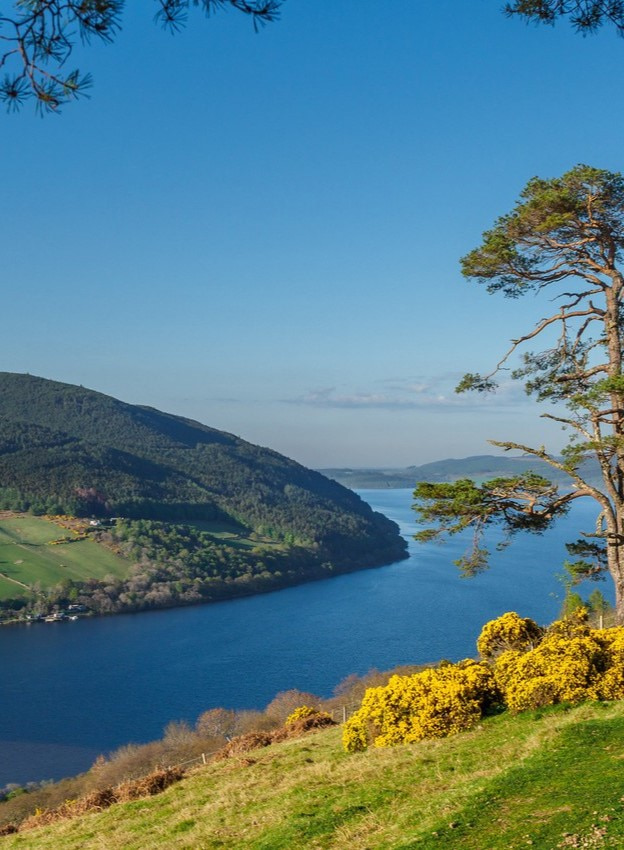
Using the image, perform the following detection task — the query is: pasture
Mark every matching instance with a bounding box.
[0,516,129,601]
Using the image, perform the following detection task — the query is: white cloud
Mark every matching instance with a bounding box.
[285,374,537,412]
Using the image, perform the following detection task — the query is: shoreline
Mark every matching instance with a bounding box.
[0,543,409,628]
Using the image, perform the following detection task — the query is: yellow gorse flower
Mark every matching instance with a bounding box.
[343,609,624,753]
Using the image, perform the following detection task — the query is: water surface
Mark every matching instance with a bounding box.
[0,490,606,785]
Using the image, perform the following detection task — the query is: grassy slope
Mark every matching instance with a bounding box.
[183,519,286,551]
[0,517,129,600]
[5,702,624,849]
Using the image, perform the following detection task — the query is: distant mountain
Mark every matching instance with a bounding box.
[0,373,407,572]
[317,468,418,489]
[320,454,602,490]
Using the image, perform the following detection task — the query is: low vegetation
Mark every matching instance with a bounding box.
[5,609,624,848]
[3,700,624,848]
[342,660,497,752]
[0,672,417,831]
[343,608,624,753]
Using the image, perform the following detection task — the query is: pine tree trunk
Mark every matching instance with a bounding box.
[608,541,624,625]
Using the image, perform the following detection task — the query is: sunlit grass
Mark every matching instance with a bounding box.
[183,519,288,550]
[0,516,129,599]
[5,702,624,848]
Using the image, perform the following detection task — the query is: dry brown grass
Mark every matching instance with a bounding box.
[0,824,17,836]
[15,767,185,834]
[214,712,336,760]
[7,714,337,838]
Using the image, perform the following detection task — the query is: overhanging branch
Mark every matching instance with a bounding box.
[489,439,611,512]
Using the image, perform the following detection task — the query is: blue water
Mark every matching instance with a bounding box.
[0,490,608,786]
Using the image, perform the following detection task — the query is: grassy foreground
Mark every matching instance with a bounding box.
[5,701,624,849]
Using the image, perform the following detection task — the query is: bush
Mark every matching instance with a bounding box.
[18,768,185,833]
[343,610,624,756]
[264,689,321,724]
[492,610,624,712]
[595,628,624,700]
[285,706,331,725]
[495,633,605,712]
[196,708,239,740]
[342,660,497,752]
[477,611,542,660]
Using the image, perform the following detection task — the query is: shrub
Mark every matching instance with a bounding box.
[496,634,604,712]
[215,711,335,761]
[196,708,238,740]
[285,712,335,734]
[343,610,624,755]
[342,714,368,754]
[476,611,543,660]
[595,628,624,700]
[214,732,275,760]
[285,706,331,725]
[18,769,185,833]
[264,689,321,724]
[492,610,620,712]
[342,660,497,752]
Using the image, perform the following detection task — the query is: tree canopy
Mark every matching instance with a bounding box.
[505,1,624,36]
[0,0,281,112]
[414,165,624,622]
[3,1,624,114]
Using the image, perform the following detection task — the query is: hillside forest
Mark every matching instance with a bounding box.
[0,373,407,619]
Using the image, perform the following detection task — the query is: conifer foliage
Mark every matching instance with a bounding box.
[0,0,281,112]
[506,1,624,36]
[414,166,624,623]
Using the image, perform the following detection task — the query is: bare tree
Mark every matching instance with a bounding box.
[414,165,624,622]
[264,688,321,723]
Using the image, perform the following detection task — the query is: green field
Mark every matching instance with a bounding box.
[5,701,624,849]
[0,517,129,601]
[184,519,286,550]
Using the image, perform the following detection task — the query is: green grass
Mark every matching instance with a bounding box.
[5,702,624,849]
[183,519,248,536]
[183,519,286,550]
[0,517,129,599]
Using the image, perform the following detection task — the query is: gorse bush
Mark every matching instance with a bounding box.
[344,609,624,753]
[493,613,602,712]
[491,610,624,711]
[595,628,624,699]
[476,611,543,659]
[285,706,331,725]
[342,660,497,752]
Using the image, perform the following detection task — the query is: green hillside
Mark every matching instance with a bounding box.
[0,373,406,617]
[0,515,129,601]
[4,701,624,849]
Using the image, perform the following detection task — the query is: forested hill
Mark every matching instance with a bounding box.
[0,373,406,569]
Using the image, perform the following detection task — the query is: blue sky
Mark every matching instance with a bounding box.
[3,0,624,467]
